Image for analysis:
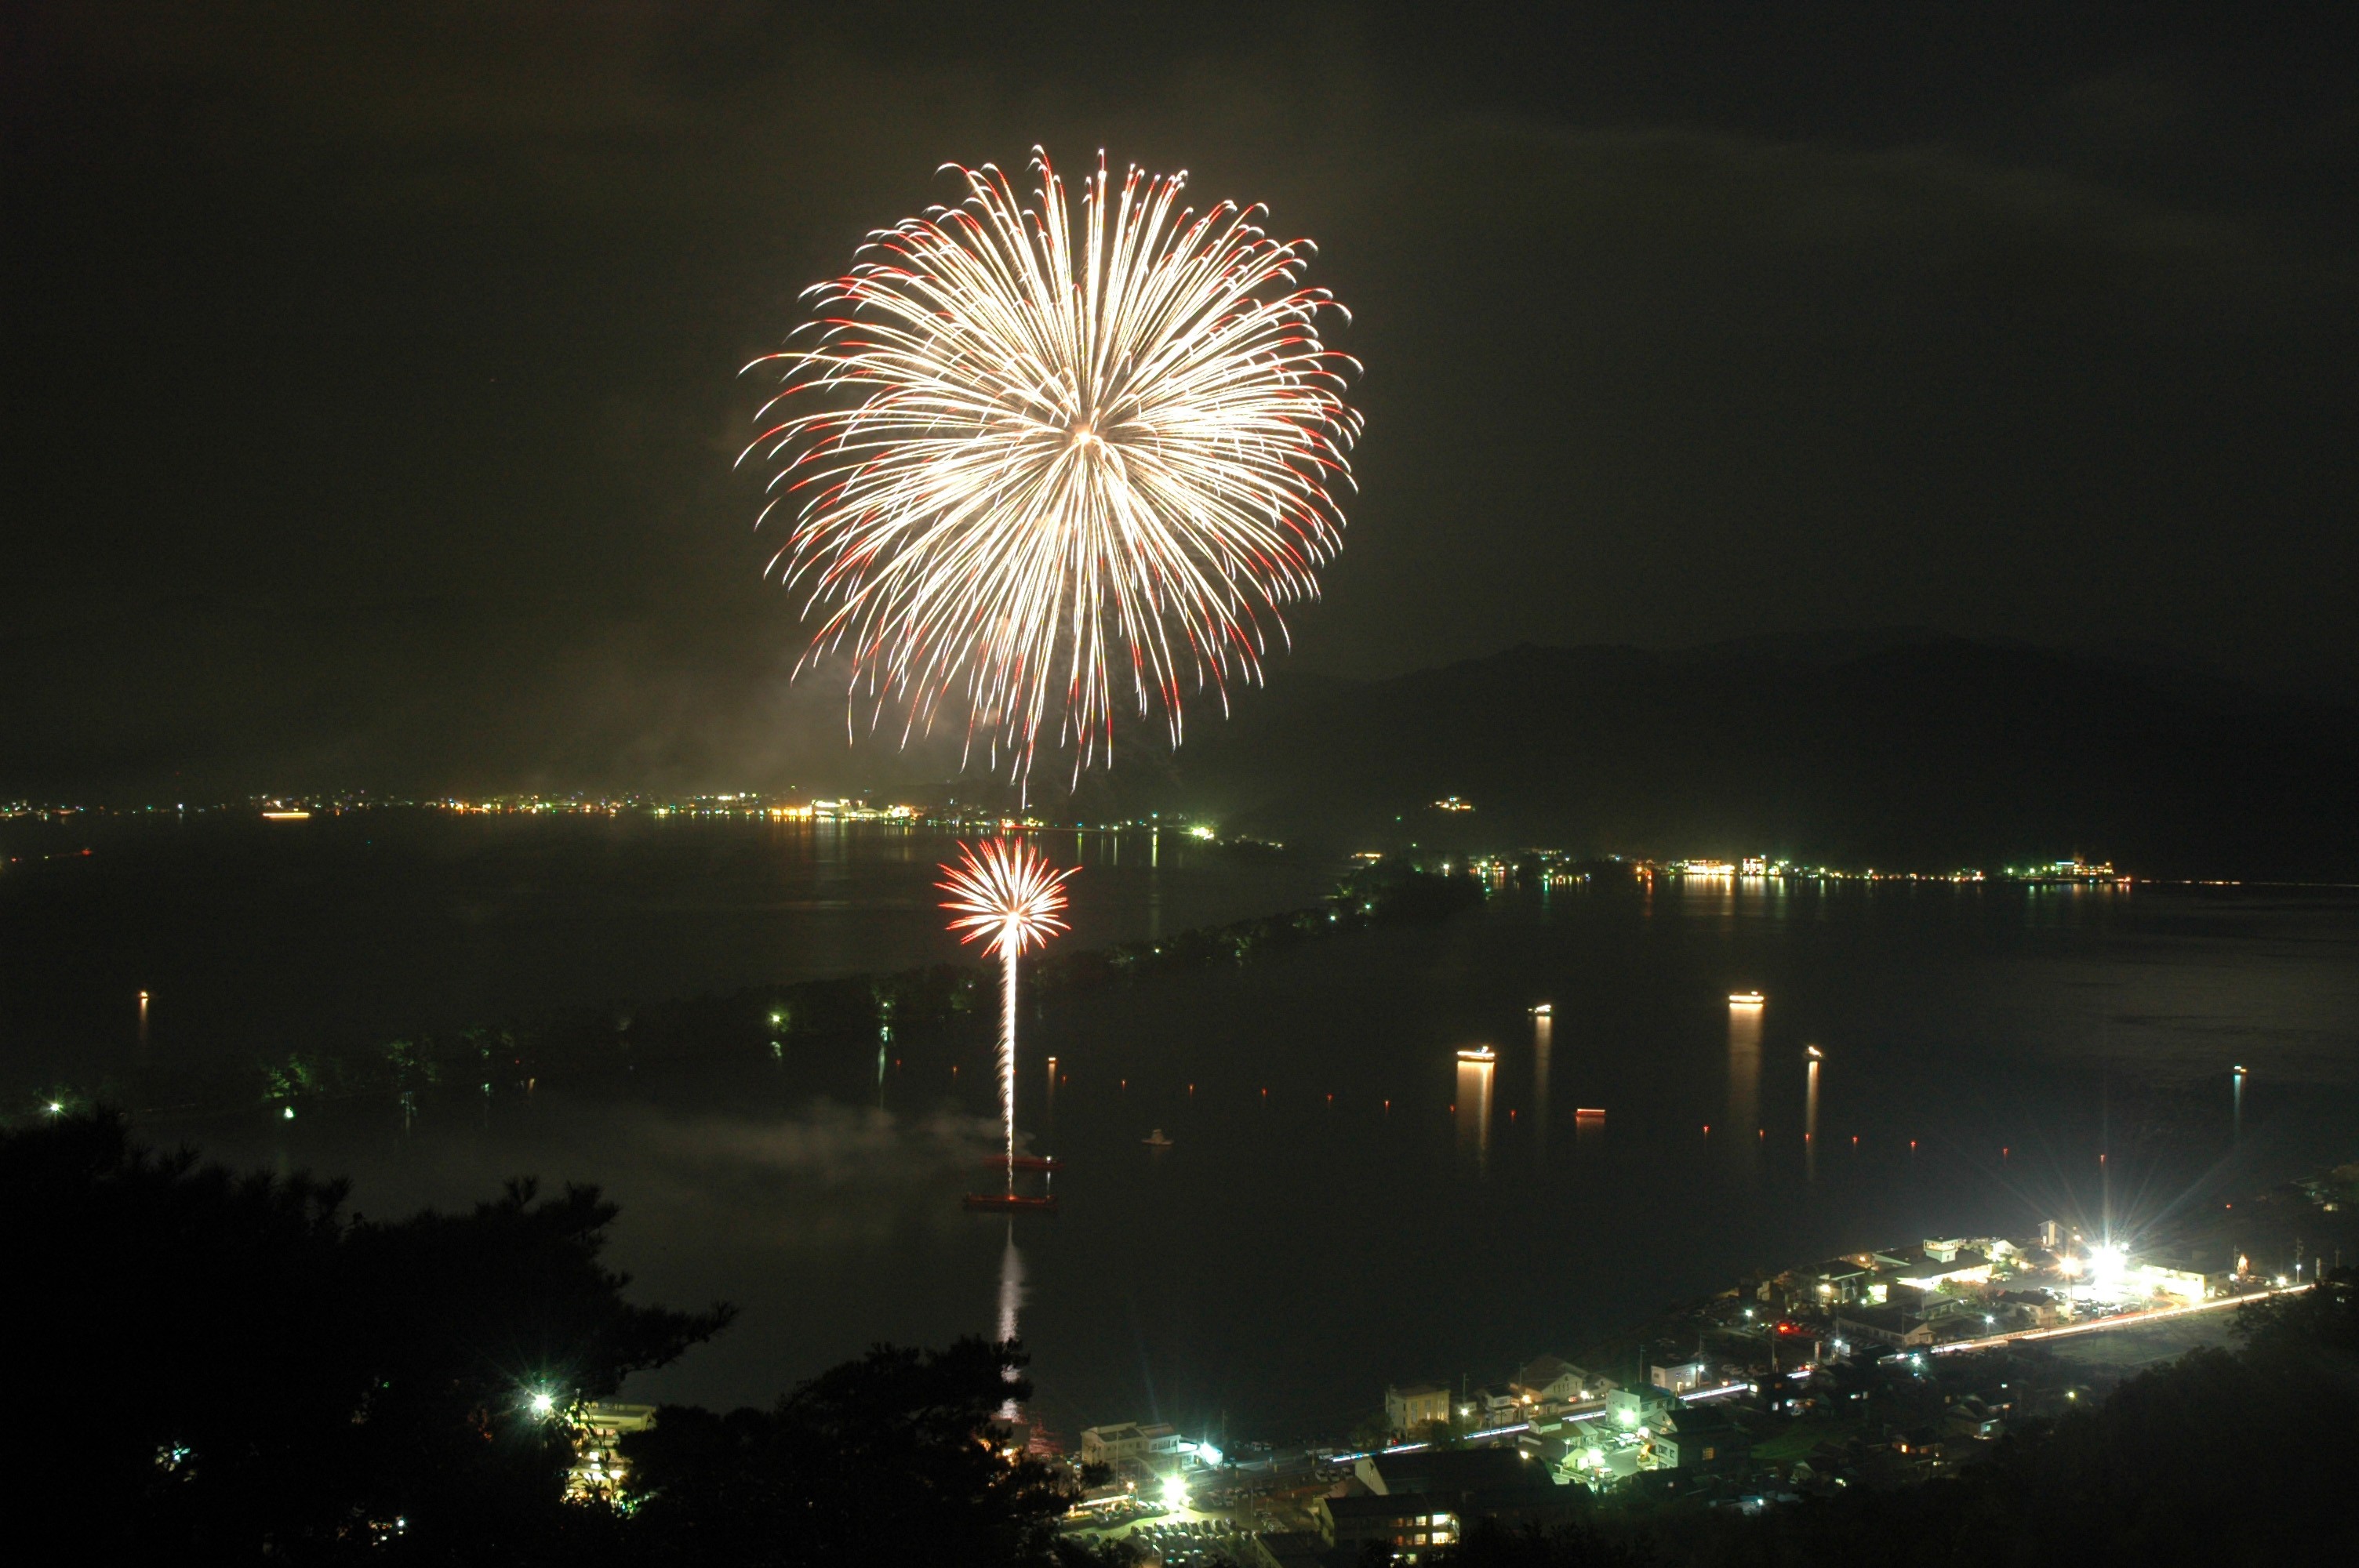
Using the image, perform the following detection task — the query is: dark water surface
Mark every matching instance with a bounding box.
[11,818,2357,1446]
[0,811,1325,1077]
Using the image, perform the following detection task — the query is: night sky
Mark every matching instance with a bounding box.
[7,3,2355,797]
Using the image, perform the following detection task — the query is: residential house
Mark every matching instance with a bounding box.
[1833,1305,1936,1350]
[1511,1354,1596,1407]
[1641,1403,1753,1476]
[1605,1386,1678,1432]
[1386,1382,1452,1436]
[1944,1396,2005,1440]
[1470,1385,1522,1426]
[1649,1359,1711,1395]
[1991,1289,2060,1329]
[1891,1425,1946,1462]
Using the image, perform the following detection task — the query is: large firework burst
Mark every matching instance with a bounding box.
[746,149,1360,786]
[939,838,1074,1185]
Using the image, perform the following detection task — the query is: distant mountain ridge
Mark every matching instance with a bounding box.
[1164,634,2359,878]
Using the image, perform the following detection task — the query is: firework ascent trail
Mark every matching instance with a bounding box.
[744,149,1361,791]
[938,838,1074,1192]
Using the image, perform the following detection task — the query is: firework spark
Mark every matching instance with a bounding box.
[747,149,1360,787]
[939,838,1074,1188]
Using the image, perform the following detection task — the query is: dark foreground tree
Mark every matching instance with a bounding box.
[5,1110,728,1562]
[622,1336,1108,1566]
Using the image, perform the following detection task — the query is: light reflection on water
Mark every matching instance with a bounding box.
[1726,1000,1761,1181]
[1532,1012,1552,1166]
[1805,1052,1821,1182]
[1454,1058,1494,1174]
[997,1223,1026,1419]
[135,873,2359,1445]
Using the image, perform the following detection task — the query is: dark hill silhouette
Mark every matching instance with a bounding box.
[1165,635,2359,878]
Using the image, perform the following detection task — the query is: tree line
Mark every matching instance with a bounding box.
[9,1109,1125,1565]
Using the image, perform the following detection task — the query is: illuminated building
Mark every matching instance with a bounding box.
[566,1401,656,1502]
[1644,1345,1712,1396]
[1640,1403,1751,1475]
[1383,1382,1451,1436]
[1881,1247,1996,1294]
[1605,1386,1677,1431]
[1321,1449,1576,1562]
[1317,1494,1459,1559]
[2012,857,2128,885]
[1510,1354,1600,1409]
[1803,1258,1876,1305]
[1078,1421,1184,1480]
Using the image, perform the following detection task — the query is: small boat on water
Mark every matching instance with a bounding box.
[1574,1106,1607,1120]
[1456,1045,1498,1063]
[1728,990,1766,1006]
[963,1192,1059,1213]
[1528,1003,1554,1017]
[1142,1128,1174,1148]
